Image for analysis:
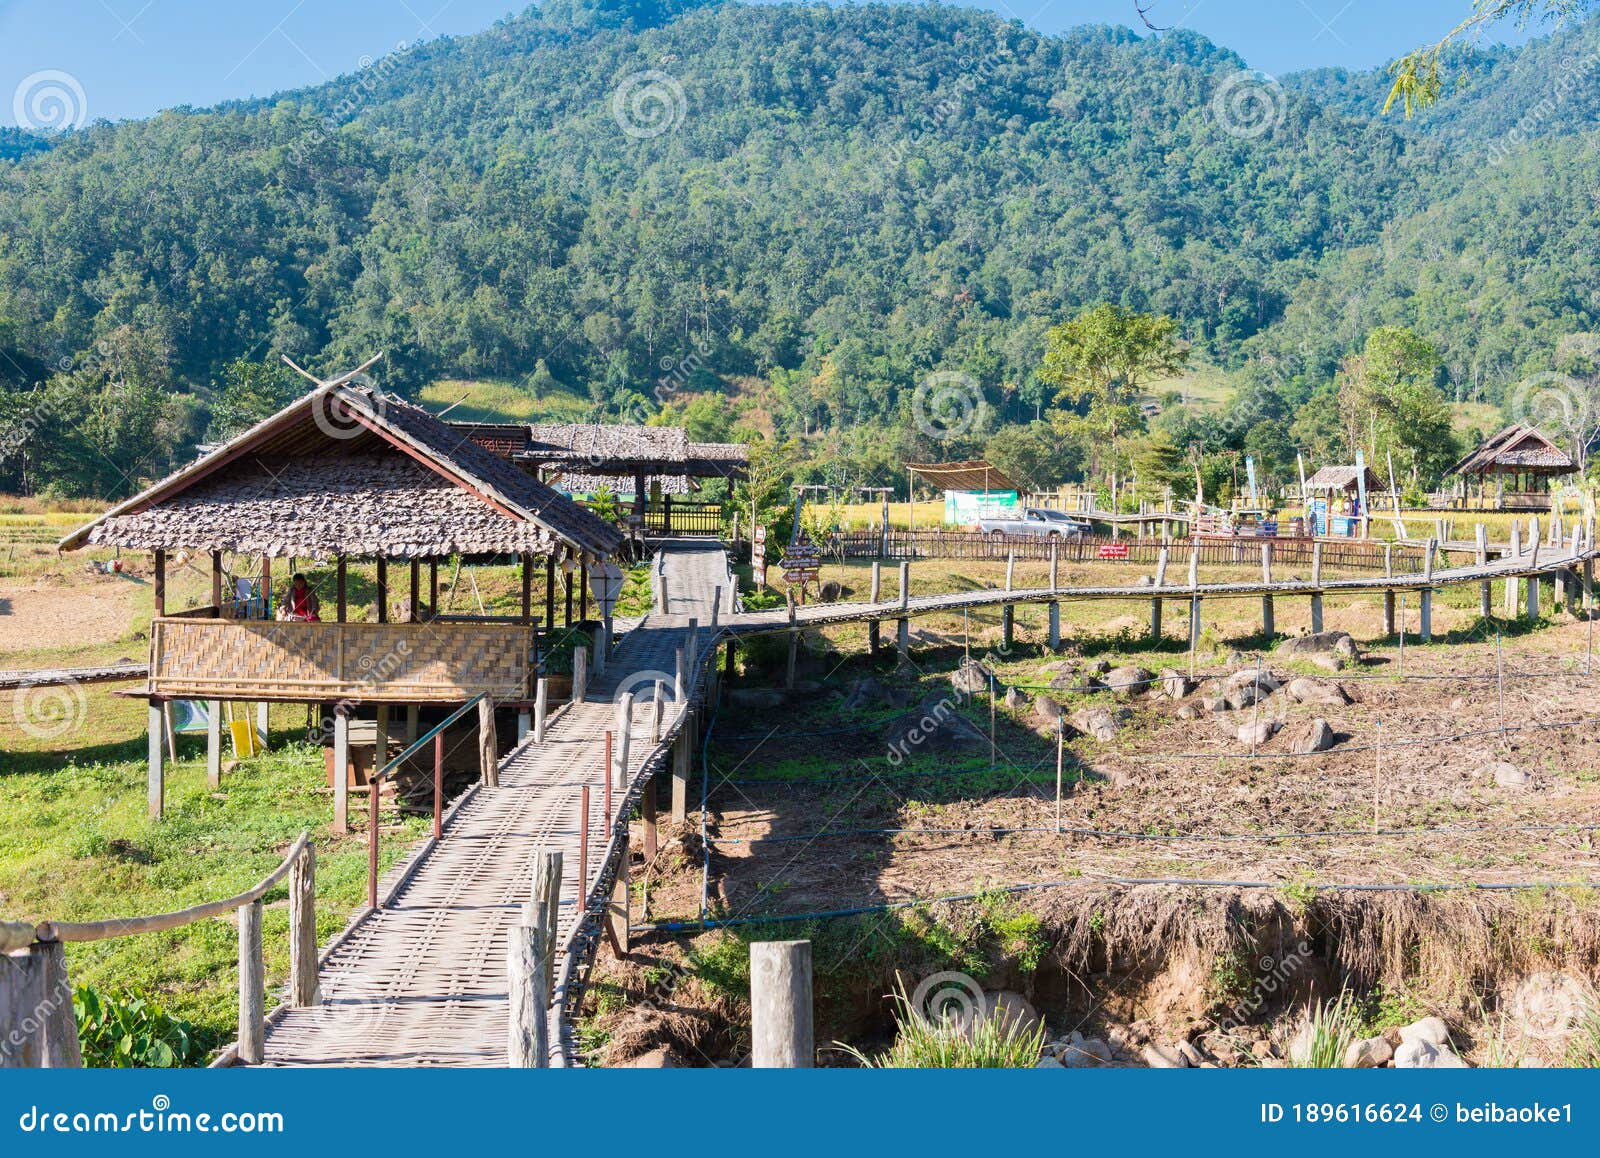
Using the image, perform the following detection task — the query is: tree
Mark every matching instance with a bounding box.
[207,359,303,442]
[1039,304,1189,418]
[1388,1,1590,114]
[1038,304,1188,484]
[1338,327,1458,484]
[983,422,1086,492]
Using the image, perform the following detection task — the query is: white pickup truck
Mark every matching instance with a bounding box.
[974,508,1092,539]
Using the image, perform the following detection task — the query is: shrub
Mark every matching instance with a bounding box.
[74,985,202,1068]
[841,976,1045,1068]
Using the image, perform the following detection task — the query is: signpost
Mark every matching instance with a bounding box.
[778,540,822,604]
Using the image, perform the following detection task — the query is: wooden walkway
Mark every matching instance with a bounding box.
[253,540,730,1066]
[720,540,1599,637]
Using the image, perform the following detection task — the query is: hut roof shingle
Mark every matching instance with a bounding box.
[1448,424,1575,477]
[1303,464,1381,492]
[61,375,625,560]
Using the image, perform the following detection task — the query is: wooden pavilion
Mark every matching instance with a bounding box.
[61,366,624,831]
[1446,423,1577,510]
[452,421,749,535]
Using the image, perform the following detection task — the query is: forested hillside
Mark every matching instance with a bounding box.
[3,0,1599,498]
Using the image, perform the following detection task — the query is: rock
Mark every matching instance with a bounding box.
[1051,671,1095,693]
[1061,1038,1113,1067]
[819,579,843,603]
[1201,694,1228,714]
[1237,719,1280,746]
[1309,652,1348,673]
[839,677,887,712]
[1343,1036,1394,1068]
[1032,695,1063,724]
[1069,707,1126,743]
[1090,659,1111,675]
[1278,631,1360,662]
[1394,1039,1467,1068]
[1285,677,1350,706]
[1004,687,1027,711]
[1225,684,1264,711]
[982,991,1041,1040]
[1225,668,1282,695]
[1174,1039,1205,1067]
[1398,1016,1451,1048]
[1175,703,1201,721]
[1101,665,1154,698]
[623,1046,679,1067]
[950,657,993,695]
[1250,1040,1276,1061]
[1295,718,1336,754]
[1226,650,1250,666]
[1034,1054,1065,1069]
[1491,761,1530,788]
[1160,669,1193,699]
[1143,1042,1186,1068]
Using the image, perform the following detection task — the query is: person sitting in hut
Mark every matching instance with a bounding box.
[278,573,321,622]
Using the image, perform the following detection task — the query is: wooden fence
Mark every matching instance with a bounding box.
[1,832,316,1068]
[150,618,535,702]
[830,530,1427,574]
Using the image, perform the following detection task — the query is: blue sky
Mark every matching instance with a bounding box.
[0,1,1549,126]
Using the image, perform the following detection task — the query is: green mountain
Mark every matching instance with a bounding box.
[2,0,1599,496]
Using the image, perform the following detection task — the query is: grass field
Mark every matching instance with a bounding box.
[0,687,425,1059]
[420,378,594,425]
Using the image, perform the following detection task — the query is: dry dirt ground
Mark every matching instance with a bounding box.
[585,557,1600,1066]
[0,574,148,664]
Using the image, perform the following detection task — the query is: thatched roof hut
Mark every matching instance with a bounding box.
[453,420,750,495]
[1448,423,1575,481]
[1303,464,1381,494]
[63,379,623,561]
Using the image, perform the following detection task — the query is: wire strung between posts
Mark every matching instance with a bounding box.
[701,820,1600,847]
[635,872,1600,934]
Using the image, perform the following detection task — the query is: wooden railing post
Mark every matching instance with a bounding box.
[479,696,498,788]
[750,940,814,1068]
[433,731,444,840]
[572,646,589,704]
[615,693,634,790]
[534,677,549,744]
[237,899,264,1065]
[367,782,380,910]
[507,907,549,1067]
[0,939,81,1068]
[289,843,319,1007]
[606,835,630,959]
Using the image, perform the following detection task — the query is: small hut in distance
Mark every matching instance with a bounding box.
[1302,463,1380,536]
[1446,423,1577,510]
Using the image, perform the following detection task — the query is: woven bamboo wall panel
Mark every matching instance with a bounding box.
[151,619,530,702]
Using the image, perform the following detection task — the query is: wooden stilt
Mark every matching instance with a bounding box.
[148,701,164,819]
[332,708,350,834]
[207,699,223,789]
